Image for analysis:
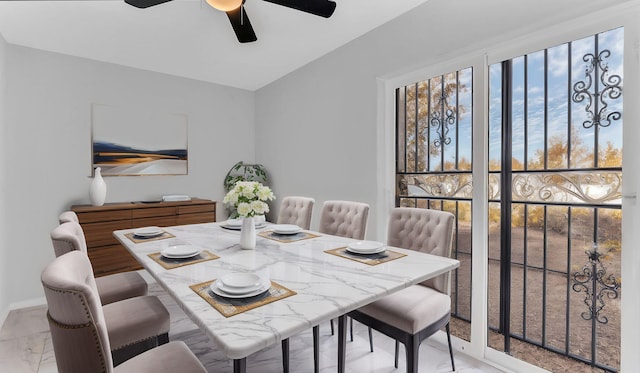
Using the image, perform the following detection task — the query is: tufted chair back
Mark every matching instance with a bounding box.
[42,251,114,373]
[58,211,80,224]
[318,200,369,240]
[387,207,455,294]
[277,196,315,230]
[51,222,88,257]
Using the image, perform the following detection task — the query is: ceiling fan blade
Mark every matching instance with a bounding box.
[263,0,336,18]
[226,6,257,43]
[124,0,173,9]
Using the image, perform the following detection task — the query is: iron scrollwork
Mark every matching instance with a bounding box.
[512,171,621,205]
[398,173,473,199]
[572,243,620,324]
[572,49,622,129]
[430,92,455,148]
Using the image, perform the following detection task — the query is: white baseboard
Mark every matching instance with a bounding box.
[10,297,47,310]
[0,307,8,331]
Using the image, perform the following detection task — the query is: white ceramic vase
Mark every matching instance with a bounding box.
[239,216,256,250]
[89,167,107,207]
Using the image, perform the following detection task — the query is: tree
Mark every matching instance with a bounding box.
[402,72,469,172]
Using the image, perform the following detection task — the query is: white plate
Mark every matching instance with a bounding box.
[347,241,385,254]
[133,226,164,237]
[219,273,261,288]
[210,278,271,298]
[347,246,387,255]
[221,221,267,230]
[215,280,263,295]
[272,224,302,235]
[225,219,243,227]
[161,244,201,259]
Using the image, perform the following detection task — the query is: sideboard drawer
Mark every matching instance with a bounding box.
[177,212,215,225]
[87,244,142,277]
[132,206,178,219]
[83,220,132,248]
[77,209,132,224]
[178,203,216,215]
[132,216,178,228]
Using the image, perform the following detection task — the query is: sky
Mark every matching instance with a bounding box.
[488,27,624,168]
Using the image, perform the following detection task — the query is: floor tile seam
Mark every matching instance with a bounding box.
[35,334,50,373]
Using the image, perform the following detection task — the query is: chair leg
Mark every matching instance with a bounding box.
[349,317,353,342]
[368,327,373,352]
[330,319,334,335]
[446,323,455,372]
[405,335,420,373]
[394,340,399,368]
[281,338,289,373]
[313,325,320,373]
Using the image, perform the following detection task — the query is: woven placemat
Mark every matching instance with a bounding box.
[125,231,175,243]
[324,247,407,266]
[190,279,297,317]
[147,250,219,270]
[258,230,320,243]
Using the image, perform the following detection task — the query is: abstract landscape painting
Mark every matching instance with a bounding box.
[92,104,188,176]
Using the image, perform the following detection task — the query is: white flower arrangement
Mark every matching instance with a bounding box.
[223,181,275,218]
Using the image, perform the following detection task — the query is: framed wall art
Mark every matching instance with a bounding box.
[91,104,188,176]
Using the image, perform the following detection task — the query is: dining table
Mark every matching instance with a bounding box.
[113,220,460,373]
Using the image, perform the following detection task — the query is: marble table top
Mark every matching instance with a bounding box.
[114,222,459,361]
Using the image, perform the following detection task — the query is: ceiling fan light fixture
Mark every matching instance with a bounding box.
[206,0,243,12]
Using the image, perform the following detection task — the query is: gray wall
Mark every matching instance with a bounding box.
[0,33,7,317]
[1,43,255,309]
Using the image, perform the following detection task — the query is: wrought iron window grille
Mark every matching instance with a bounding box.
[572,49,622,129]
[430,93,454,148]
[572,242,620,325]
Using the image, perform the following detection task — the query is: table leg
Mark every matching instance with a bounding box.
[313,325,320,373]
[282,338,290,373]
[338,315,347,373]
[233,358,246,373]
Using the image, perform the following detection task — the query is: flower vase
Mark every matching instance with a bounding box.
[254,214,266,225]
[239,217,256,250]
[89,167,107,207]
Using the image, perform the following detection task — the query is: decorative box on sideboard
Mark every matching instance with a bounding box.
[71,198,216,277]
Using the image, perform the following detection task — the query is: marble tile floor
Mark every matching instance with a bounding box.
[0,281,504,373]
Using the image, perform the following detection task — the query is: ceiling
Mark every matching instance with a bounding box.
[0,0,430,91]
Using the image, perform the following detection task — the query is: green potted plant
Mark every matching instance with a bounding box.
[223,161,270,218]
[224,161,268,192]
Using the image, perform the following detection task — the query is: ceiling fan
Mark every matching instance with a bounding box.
[124,0,337,43]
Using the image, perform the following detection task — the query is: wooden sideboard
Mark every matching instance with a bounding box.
[71,198,216,277]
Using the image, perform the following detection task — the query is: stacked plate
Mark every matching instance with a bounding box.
[221,219,267,230]
[346,241,386,255]
[271,224,302,235]
[210,273,271,298]
[133,226,164,238]
[161,244,201,259]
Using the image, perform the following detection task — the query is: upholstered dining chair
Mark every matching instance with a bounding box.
[316,200,371,370]
[318,200,369,240]
[41,251,206,373]
[50,221,148,305]
[319,199,371,332]
[348,207,456,373]
[276,196,315,230]
[58,210,79,224]
[50,222,169,365]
